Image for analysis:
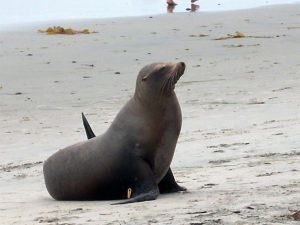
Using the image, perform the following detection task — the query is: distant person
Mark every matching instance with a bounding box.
[167,0,177,12]
[166,0,199,13]
[166,0,198,5]
[191,3,199,12]
[166,0,177,6]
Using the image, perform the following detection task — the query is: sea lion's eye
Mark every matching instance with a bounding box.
[142,75,149,81]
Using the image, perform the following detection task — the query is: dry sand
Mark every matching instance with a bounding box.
[1,4,300,225]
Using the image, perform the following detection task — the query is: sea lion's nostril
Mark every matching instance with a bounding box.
[180,62,185,68]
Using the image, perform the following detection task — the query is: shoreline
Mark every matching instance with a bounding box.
[1,3,300,224]
[1,3,300,31]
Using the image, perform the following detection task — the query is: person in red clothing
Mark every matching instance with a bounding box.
[167,0,177,12]
[166,0,199,13]
[166,0,198,6]
[166,0,177,6]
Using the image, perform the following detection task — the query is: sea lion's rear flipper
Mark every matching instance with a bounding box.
[81,113,96,139]
[158,168,187,193]
[111,160,159,205]
[111,190,159,205]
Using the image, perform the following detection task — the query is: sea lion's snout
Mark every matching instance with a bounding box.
[179,62,185,69]
[176,62,186,76]
[167,62,185,89]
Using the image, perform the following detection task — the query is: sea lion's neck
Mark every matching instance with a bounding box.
[133,89,176,109]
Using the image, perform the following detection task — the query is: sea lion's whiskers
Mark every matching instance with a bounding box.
[170,75,176,90]
[174,71,177,81]
[160,78,169,95]
[167,76,174,92]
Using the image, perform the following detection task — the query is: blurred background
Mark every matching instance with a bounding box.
[0,0,299,27]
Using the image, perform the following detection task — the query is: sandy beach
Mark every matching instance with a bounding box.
[1,4,300,224]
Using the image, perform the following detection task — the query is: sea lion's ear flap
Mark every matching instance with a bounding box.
[142,74,150,81]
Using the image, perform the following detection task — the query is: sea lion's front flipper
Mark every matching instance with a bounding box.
[81,113,96,139]
[111,160,159,205]
[158,168,187,194]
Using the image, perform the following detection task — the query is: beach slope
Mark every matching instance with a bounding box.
[0,4,300,224]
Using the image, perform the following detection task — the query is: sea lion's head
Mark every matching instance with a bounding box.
[134,62,185,101]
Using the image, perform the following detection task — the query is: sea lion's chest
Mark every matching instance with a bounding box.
[151,102,182,182]
[109,97,182,181]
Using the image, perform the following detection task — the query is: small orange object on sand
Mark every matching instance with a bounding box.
[127,188,132,199]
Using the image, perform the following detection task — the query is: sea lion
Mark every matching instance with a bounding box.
[43,62,186,204]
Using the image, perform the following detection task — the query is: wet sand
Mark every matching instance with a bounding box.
[0,4,300,224]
